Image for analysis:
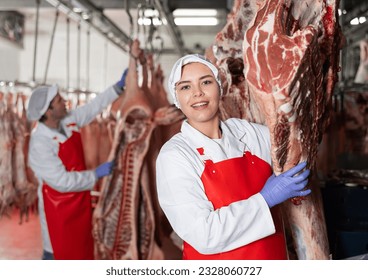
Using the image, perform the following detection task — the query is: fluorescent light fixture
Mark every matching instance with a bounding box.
[173,9,218,17]
[138,17,162,26]
[337,9,347,16]
[144,9,159,18]
[174,17,219,26]
[138,18,151,25]
[73,7,83,13]
[350,17,359,25]
[359,16,366,24]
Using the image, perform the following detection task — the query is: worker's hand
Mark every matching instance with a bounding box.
[260,162,311,208]
[95,161,114,179]
[116,68,128,89]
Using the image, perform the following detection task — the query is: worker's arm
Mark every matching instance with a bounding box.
[29,136,97,193]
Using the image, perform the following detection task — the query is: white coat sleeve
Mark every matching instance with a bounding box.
[29,136,97,193]
[72,86,119,127]
[156,145,276,255]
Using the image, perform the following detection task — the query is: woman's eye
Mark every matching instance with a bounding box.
[202,79,213,85]
[180,85,190,91]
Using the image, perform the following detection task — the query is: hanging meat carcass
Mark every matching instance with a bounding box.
[11,93,37,223]
[210,0,343,259]
[0,92,16,217]
[354,39,368,84]
[0,91,37,221]
[211,0,266,123]
[93,40,183,260]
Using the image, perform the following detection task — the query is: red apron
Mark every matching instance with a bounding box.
[42,131,94,260]
[183,150,287,260]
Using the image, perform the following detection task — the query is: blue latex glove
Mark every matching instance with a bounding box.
[260,162,311,208]
[116,68,128,89]
[95,161,114,179]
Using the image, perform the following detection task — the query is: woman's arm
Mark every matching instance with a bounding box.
[156,143,275,254]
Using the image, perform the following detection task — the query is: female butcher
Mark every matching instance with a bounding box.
[156,54,311,259]
[27,71,127,260]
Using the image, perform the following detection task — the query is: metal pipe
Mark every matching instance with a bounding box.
[153,0,185,55]
[66,16,70,90]
[125,0,134,39]
[43,9,60,84]
[77,22,81,89]
[32,0,41,82]
[86,27,90,90]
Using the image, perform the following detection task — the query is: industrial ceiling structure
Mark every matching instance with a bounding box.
[0,0,367,57]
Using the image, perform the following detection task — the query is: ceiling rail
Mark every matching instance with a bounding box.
[45,0,131,52]
[153,0,185,55]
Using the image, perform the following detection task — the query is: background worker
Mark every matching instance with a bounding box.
[27,70,127,260]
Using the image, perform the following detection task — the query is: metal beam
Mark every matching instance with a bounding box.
[153,0,185,55]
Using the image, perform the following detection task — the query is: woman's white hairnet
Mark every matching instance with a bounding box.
[167,54,222,108]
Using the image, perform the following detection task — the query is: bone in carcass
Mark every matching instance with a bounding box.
[243,0,343,259]
[354,39,368,84]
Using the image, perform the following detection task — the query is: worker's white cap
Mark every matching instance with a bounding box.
[27,84,58,121]
[168,54,222,108]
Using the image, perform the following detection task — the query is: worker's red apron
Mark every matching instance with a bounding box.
[183,150,287,260]
[42,131,94,260]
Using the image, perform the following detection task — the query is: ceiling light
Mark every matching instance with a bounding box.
[138,17,162,26]
[350,17,359,25]
[144,9,159,18]
[73,7,83,13]
[138,18,151,25]
[337,9,347,16]
[359,16,366,24]
[174,17,219,26]
[173,9,218,17]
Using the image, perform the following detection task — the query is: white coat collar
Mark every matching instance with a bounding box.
[32,122,68,143]
[180,120,246,162]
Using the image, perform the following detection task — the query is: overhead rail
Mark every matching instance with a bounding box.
[45,0,131,52]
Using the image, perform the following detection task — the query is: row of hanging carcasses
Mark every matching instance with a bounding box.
[0,89,38,223]
[0,38,184,259]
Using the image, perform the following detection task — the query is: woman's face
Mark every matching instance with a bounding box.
[175,62,220,128]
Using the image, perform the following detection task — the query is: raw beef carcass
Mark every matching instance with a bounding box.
[0,92,16,217]
[354,39,368,84]
[243,0,343,259]
[11,93,37,223]
[92,40,183,260]
[212,0,265,122]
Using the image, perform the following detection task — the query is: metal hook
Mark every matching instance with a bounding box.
[125,0,134,41]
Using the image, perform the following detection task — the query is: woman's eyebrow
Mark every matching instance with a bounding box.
[199,75,214,80]
[176,75,214,86]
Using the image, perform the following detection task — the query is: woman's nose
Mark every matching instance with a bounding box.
[193,85,204,97]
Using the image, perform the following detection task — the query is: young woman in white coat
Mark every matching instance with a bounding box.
[156,54,311,260]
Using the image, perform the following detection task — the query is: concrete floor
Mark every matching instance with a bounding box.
[0,208,181,260]
[0,208,43,260]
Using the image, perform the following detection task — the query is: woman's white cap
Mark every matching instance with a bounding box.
[167,54,221,108]
[27,84,58,121]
